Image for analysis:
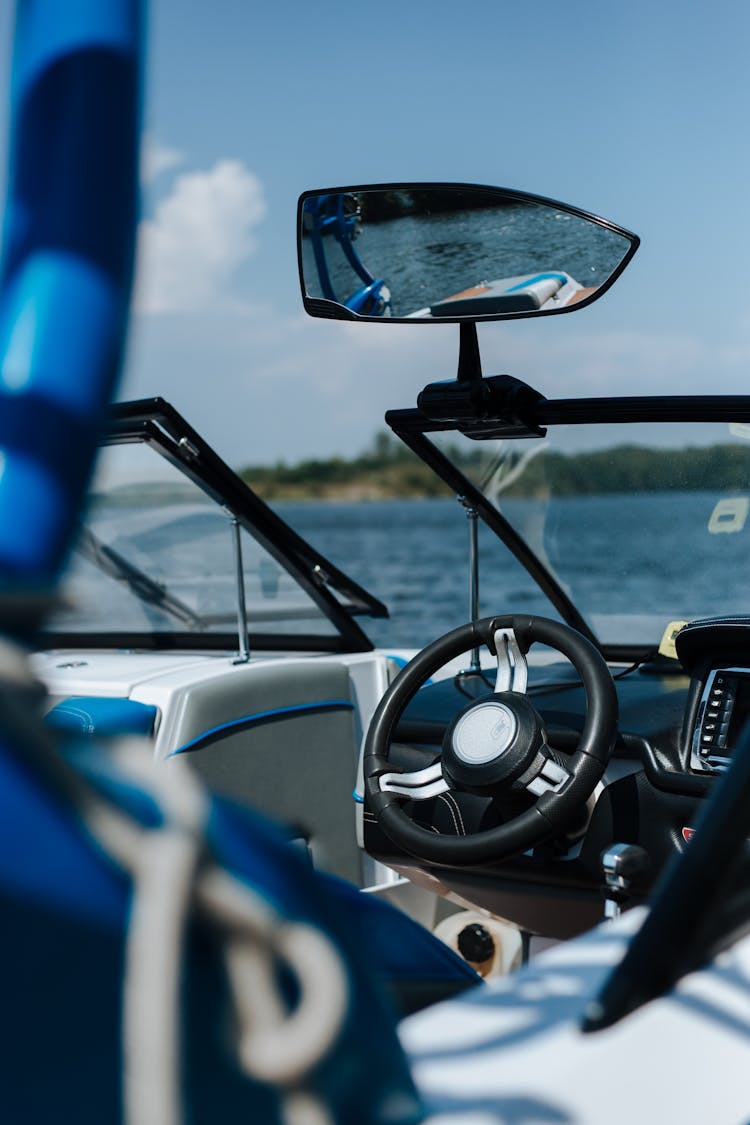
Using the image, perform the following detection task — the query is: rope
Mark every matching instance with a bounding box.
[0,654,350,1125]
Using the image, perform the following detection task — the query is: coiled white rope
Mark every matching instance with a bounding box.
[109,746,349,1125]
[1,661,350,1125]
[117,751,208,1125]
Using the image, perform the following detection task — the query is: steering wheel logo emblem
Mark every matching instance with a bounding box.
[453,702,518,765]
[490,715,512,741]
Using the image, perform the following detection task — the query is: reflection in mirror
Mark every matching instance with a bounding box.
[298,185,637,322]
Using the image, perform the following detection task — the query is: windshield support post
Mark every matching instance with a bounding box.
[229,514,251,663]
[459,496,482,675]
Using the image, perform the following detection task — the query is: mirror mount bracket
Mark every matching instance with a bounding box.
[418,368,547,440]
[457,322,482,383]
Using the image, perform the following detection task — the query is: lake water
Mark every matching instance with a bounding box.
[277,493,750,649]
[59,488,750,650]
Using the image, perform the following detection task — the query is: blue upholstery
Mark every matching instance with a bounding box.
[0,737,425,1124]
[323,874,480,1013]
[45,696,158,738]
[0,6,425,1116]
[42,699,479,1008]
[329,878,479,984]
[0,0,140,583]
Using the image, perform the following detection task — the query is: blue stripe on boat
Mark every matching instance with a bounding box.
[505,271,568,292]
[169,699,355,756]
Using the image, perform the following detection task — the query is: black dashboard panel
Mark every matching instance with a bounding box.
[363,659,717,937]
[395,662,691,768]
[364,619,750,937]
[675,616,750,674]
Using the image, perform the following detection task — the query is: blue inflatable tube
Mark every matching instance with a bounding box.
[0,0,142,591]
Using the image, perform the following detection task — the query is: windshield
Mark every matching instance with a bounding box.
[49,441,340,643]
[433,421,750,647]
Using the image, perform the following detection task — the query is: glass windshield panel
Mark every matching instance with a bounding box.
[274,497,553,648]
[51,442,337,639]
[436,421,750,646]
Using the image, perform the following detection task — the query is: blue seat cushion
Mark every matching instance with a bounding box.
[45,696,158,738]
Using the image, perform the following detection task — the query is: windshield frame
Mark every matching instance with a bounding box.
[387,393,750,661]
[41,397,387,654]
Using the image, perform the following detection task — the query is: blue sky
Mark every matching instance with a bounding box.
[3,2,750,465]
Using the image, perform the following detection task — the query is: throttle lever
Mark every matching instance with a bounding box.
[601,843,650,920]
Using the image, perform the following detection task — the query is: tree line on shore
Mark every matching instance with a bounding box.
[239,432,750,501]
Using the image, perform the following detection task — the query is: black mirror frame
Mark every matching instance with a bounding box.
[297,182,640,325]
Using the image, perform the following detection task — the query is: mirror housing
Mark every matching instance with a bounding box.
[297,183,638,324]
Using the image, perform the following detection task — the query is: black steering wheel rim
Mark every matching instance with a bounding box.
[364,614,618,866]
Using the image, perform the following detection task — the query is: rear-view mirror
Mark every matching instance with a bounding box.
[297,183,638,323]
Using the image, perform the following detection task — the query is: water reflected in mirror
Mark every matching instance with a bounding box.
[299,186,636,322]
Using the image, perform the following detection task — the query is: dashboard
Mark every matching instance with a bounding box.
[363,617,748,939]
[691,668,750,772]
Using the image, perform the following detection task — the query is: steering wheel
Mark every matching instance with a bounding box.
[363,614,618,866]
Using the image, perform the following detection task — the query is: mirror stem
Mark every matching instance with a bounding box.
[457,322,482,383]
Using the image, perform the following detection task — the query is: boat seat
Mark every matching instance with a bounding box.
[40,698,480,1013]
[165,660,366,886]
[45,696,158,738]
[43,661,367,887]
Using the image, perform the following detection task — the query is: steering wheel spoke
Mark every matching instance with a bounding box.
[522,750,571,797]
[493,627,528,694]
[379,760,450,801]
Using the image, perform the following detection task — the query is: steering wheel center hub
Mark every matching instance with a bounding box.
[443,692,545,795]
[452,701,518,763]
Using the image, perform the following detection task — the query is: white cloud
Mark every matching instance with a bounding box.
[134,160,267,314]
[482,326,709,398]
[140,133,185,183]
